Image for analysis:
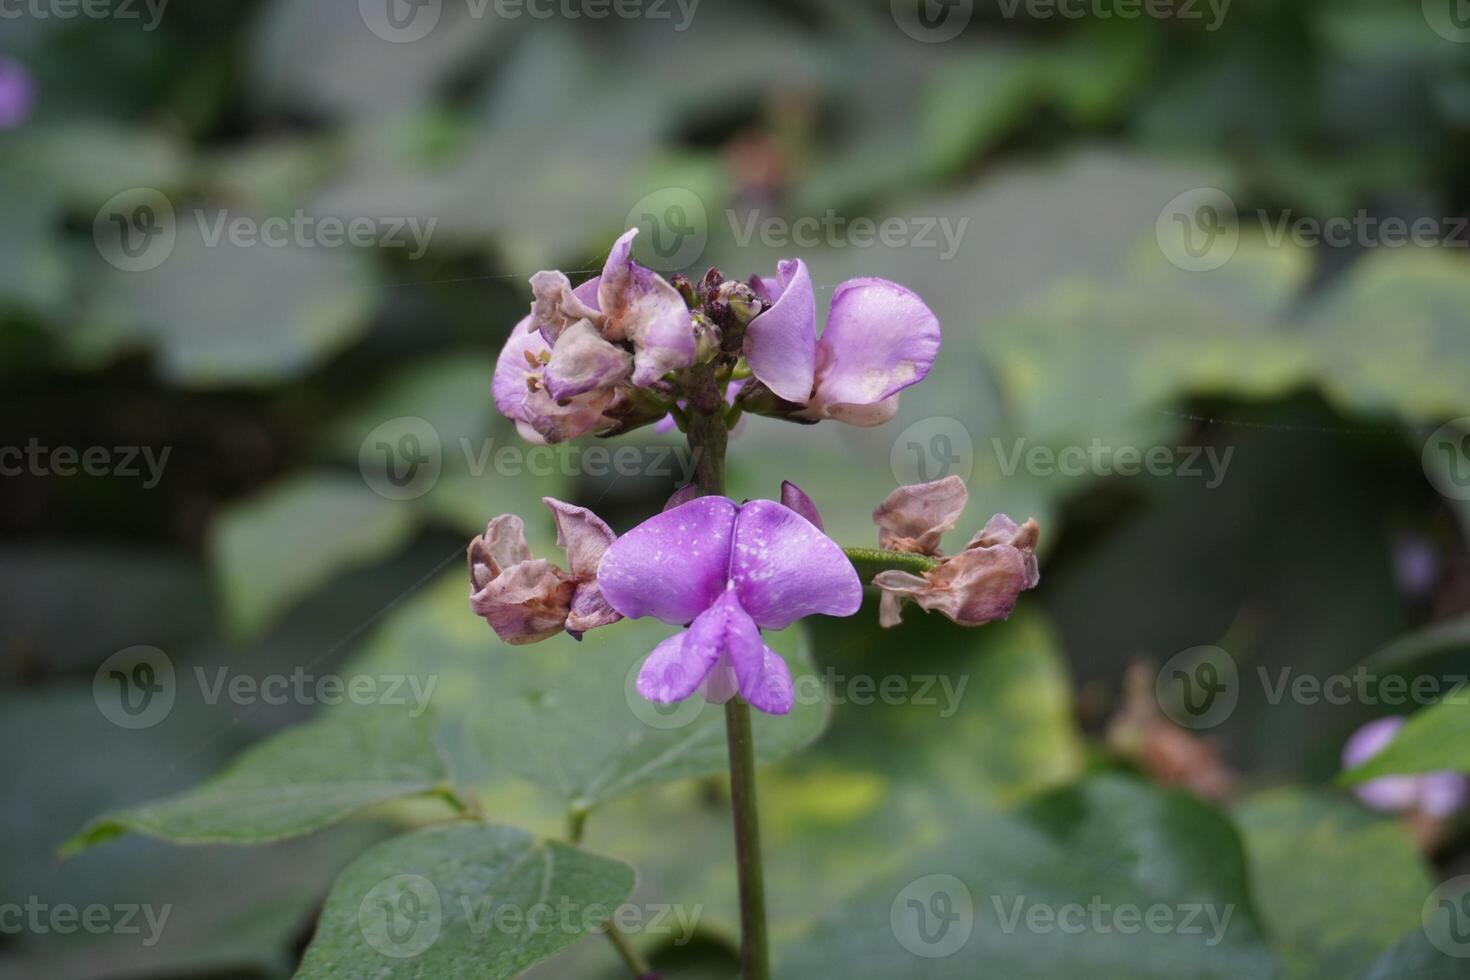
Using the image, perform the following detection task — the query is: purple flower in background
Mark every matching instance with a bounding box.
[597,491,862,714]
[493,229,694,442]
[1342,716,1469,818]
[743,259,941,426]
[0,57,36,130]
[468,497,621,644]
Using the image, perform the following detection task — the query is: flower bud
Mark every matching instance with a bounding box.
[716,280,761,327]
[692,313,723,364]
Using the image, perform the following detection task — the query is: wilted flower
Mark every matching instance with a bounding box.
[0,57,35,130]
[597,492,862,714]
[742,259,941,426]
[1342,716,1469,818]
[867,476,1039,628]
[468,497,621,644]
[493,228,694,443]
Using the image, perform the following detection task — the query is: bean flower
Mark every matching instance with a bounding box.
[472,234,1034,978]
[0,57,35,130]
[866,475,1040,627]
[1342,716,1469,818]
[597,491,861,714]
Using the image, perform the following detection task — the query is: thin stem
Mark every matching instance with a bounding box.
[843,546,941,582]
[724,698,770,980]
[567,807,657,980]
[683,371,770,980]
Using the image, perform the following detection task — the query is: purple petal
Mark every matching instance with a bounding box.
[543,497,616,579]
[0,58,35,130]
[530,270,603,345]
[779,480,823,531]
[636,630,717,704]
[685,588,768,706]
[810,278,940,414]
[1418,773,1470,818]
[1342,717,1419,812]
[492,316,549,426]
[1342,716,1405,769]
[663,484,700,511]
[566,582,622,637]
[730,499,862,630]
[543,320,632,400]
[597,496,737,625]
[598,229,694,386]
[743,259,816,403]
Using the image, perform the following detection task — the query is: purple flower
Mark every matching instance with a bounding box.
[1342,716,1469,818]
[468,497,621,644]
[867,477,1040,628]
[597,493,862,714]
[0,57,36,130]
[493,228,695,443]
[744,260,941,426]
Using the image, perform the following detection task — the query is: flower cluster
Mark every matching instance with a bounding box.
[1343,716,1468,819]
[473,231,1039,717]
[491,228,941,443]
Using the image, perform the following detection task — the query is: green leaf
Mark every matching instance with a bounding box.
[1341,696,1470,783]
[777,775,1280,980]
[1233,790,1431,980]
[1361,920,1470,980]
[294,823,635,980]
[345,572,829,813]
[211,473,418,639]
[66,707,452,851]
[71,212,375,386]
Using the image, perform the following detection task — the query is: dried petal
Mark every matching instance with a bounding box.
[872,476,968,556]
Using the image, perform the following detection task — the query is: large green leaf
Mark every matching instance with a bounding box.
[67,707,453,850]
[777,775,1280,980]
[347,573,829,814]
[294,823,635,980]
[1234,790,1432,980]
[1361,917,1470,980]
[1341,696,1470,783]
[210,473,419,639]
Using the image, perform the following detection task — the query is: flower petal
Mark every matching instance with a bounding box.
[682,587,791,712]
[543,319,633,401]
[874,546,1030,627]
[470,559,575,645]
[811,277,940,411]
[636,630,716,704]
[872,475,968,555]
[743,258,816,403]
[566,582,622,637]
[467,514,533,590]
[598,228,694,386]
[597,496,737,625]
[730,499,862,630]
[543,497,616,579]
[779,480,823,531]
[491,315,549,426]
[530,270,604,345]
[663,484,700,511]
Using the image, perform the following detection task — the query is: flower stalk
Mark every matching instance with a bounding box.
[686,392,769,980]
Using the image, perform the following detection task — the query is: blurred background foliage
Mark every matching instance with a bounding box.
[3,0,1470,977]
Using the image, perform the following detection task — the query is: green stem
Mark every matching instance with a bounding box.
[843,547,941,582]
[724,698,770,980]
[685,372,769,980]
[567,808,657,980]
